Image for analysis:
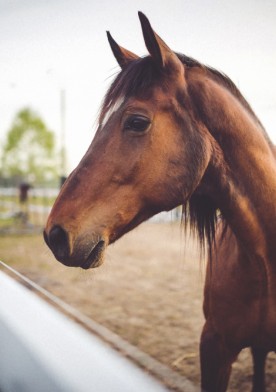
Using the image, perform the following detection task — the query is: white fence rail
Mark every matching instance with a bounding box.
[0,270,169,392]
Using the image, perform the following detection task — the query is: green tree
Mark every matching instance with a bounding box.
[2,108,58,183]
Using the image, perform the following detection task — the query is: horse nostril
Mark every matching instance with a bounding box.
[47,225,70,261]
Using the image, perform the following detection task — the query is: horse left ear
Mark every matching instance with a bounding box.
[107,31,139,69]
[138,11,183,74]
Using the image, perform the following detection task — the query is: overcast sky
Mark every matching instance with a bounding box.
[1,0,276,172]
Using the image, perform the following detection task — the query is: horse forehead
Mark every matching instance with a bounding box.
[101,96,125,127]
[100,83,183,128]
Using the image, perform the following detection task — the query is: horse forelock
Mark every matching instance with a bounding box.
[100,56,162,121]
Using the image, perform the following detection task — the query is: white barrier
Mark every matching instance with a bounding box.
[0,270,169,392]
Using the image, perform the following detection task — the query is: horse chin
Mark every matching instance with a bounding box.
[80,239,106,269]
[56,238,107,269]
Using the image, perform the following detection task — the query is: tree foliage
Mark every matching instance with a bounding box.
[2,108,58,183]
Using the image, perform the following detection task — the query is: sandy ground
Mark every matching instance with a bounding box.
[1,222,276,391]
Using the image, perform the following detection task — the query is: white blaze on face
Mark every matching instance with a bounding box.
[101,96,125,128]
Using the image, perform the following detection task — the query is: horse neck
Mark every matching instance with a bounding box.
[193,75,276,264]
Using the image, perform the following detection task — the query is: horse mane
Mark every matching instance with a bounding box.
[101,53,270,255]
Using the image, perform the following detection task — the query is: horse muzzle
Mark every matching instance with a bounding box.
[43,225,106,269]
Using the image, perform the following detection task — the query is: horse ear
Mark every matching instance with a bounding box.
[107,31,139,69]
[138,11,182,73]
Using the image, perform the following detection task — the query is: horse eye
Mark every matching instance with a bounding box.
[124,115,150,133]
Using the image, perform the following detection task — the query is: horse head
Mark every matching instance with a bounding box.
[44,12,213,268]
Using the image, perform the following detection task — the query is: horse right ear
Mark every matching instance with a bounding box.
[138,11,183,76]
[107,31,139,69]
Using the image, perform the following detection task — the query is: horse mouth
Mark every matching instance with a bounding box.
[81,240,106,269]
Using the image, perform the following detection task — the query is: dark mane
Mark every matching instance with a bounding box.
[177,53,267,133]
[100,53,268,255]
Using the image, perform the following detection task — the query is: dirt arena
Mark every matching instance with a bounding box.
[1,222,276,391]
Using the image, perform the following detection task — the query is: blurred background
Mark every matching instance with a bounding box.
[1,2,276,390]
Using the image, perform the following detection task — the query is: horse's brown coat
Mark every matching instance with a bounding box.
[44,12,276,391]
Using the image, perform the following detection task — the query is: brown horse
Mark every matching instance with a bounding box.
[44,12,276,391]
